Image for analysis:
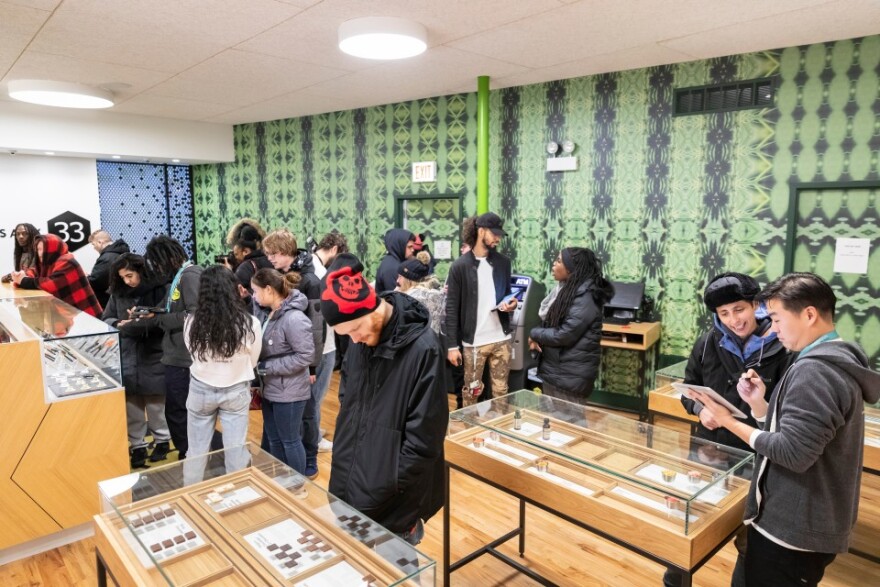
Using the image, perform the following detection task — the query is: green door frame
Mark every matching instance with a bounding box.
[784,180,880,273]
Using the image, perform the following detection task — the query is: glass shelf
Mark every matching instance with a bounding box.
[0,296,121,402]
[448,390,754,535]
[97,443,435,586]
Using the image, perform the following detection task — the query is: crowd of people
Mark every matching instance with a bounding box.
[4,212,876,579]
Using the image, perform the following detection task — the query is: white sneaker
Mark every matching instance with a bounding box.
[319,428,327,438]
[318,438,333,453]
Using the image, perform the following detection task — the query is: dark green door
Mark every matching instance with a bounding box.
[791,185,880,374]
[396,195,462,282]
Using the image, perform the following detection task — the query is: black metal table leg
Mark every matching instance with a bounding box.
[96,551,108,587]
[444,462,451,586]
[519,499,526,556]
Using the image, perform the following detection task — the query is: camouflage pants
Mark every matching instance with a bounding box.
[461,339,511,407]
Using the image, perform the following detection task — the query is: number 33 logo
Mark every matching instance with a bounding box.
[47,211,92,252]
[52,221,86,243]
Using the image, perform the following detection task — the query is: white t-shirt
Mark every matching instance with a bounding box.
[185,314,262,387]
[467,256,508,347]
[312,254,336,355]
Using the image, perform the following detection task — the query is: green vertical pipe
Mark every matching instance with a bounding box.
[477,75,490,214]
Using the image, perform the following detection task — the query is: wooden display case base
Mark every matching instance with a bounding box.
[444,408,749,585]
[95,467,426,586]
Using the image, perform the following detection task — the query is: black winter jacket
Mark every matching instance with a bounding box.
[374,229,414,294]
[681,317,792,452]
[102,281,168,396]
[530,280,604,396]
[329,292,448,534]
[89,240,131,307]
[234,249,273,292]
[288,250,324,371]
[142,264,203,368]
[444,249,512,348]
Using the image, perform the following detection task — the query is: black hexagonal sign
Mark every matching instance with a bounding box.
[47,211,91,253]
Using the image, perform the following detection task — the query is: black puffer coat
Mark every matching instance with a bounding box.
[680,317,793,452]
[329,292,448,534]
[102,281,168,396]
[89,240,130,307]
[530,280,604,396]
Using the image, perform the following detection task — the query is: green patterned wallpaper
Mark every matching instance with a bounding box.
[192,35,880,361]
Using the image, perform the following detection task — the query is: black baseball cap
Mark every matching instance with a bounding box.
[475,212,507,236]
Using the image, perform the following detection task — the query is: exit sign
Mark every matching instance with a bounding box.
[412,161,437,183]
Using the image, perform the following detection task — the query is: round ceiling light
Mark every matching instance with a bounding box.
[7,79,114,109]
[338,17,427,60]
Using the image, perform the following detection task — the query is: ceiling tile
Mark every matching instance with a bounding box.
[27,0,305,72]
[661,0,880,59]
[111,94,235,121]
[204,88,357,124]
[448,0,834,69]
[3,51,170,99]
[0,1,60,10]
[146,49,349,107]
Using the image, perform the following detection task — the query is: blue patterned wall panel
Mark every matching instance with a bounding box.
[96,162,195,258]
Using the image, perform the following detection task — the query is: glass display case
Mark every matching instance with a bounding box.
[865,405,880,473]
[0,296,121,402]
[655,359,687,388]
[445,390,754,573]
[95,443,435,586]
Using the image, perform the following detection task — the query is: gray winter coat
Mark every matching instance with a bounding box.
[258,289,315,403]
[744,339,880,553]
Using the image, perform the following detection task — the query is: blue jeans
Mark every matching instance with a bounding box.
[183,377,250,485]
[303,351,335,467]
[262,398,307,474]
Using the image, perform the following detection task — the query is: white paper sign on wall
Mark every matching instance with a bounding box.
[412,161,436,183]
[434,239,452,260]
[833,238,870,274]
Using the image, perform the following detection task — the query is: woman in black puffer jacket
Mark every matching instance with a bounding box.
[102,253,170,468]
[529,247,614,404]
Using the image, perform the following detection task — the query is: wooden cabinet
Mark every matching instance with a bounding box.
[0,284,127,558]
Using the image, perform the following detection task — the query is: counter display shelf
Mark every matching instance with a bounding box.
[0,296,121,402]
[95,443,435,586]
[0,287,127,557]
[444,390,754,586]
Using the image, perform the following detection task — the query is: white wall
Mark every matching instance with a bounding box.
[0,101,233,164]
[0,155,101,275]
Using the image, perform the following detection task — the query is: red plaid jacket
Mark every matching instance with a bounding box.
[19,234,103,317]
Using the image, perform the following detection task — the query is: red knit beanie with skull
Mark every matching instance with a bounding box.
[321,253,380,326]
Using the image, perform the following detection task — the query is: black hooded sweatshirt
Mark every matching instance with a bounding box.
[374,229,414,294]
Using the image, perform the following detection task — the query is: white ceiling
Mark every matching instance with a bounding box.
[1,0,878,126]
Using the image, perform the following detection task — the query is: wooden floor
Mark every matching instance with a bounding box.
[2,372,878,586]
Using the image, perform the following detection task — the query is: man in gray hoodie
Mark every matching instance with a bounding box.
[692,272,880,587]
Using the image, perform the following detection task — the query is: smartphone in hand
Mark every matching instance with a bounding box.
[494,293,520,311]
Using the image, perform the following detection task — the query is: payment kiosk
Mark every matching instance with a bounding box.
[506,273,546,391]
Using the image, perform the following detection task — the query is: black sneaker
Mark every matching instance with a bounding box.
[131,447,148,469]
[149,442,170,462]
